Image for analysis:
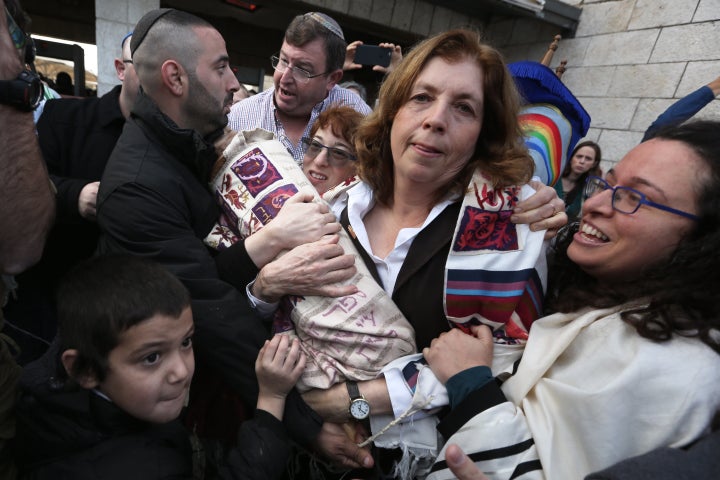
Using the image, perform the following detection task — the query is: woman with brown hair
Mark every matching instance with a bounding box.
[554,140,602,221]
[300,29,567,476]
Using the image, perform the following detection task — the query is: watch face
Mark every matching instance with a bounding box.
[350,398,370,420]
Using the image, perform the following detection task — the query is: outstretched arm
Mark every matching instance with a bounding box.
[0,1,55,274]
[642,76,720,141]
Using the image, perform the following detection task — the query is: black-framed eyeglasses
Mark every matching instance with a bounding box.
[584,176,699,221]
[301,137,356,166]
[122,59,133,64]
[271,55,327,84]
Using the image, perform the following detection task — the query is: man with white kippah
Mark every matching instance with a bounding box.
[227,12,371,164]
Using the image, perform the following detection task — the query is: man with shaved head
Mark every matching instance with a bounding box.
[96,8,323,456]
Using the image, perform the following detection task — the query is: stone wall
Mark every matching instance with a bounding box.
[313,0,719,169]
[488,0,720,170]
[95,0,159,96]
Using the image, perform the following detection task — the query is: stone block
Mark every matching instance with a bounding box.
[579,96,638,129]
[580,128,602,144]
[575,0,635,37]
[562,66,614,96]
[584,31,657,66]
[429,6,452,35]
[607,63,685,98]
[465,15,485,32]
[692,100,720,121]
[348,0,372,18]
[370,1,394,24]
[97,20,130,56]
[448,10,471,30]
[652,23,720,62]
[509,17,553,45]
[325,0,350,14]
[552,37,591,68]
[390,0,415,31]
[484,18,514,46]
[631,98,675,131]
[694,0,720,22]
[677,60,720,95]
[628,0,696,30]
[96,0,127,22]
[409,1,434,36]
[128,0,159,24]
[501,44,534,64]
[95,19,128,95]
[596,129,643,165]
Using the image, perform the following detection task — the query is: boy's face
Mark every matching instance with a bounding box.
[96,307,195,424]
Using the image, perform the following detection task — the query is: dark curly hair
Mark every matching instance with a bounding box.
[547,120,720,353]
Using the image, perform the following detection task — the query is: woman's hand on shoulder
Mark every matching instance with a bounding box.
[423,325,494,384]
[511,180,567,240]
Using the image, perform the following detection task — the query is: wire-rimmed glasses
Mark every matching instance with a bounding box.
[270,55,327,84]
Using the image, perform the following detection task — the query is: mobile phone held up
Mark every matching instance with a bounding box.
[354,45,392,68]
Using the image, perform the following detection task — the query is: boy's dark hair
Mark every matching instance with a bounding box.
[57,255,191,382]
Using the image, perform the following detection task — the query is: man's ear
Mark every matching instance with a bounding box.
[114,58,126,81]
[61,349,99,389]
[160,59,185,97]
[326,69,343,91]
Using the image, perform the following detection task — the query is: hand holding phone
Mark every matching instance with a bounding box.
[353,45,392,68]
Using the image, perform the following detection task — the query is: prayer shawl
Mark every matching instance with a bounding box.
[362,177,547,479]
[428,306,720,480]
[205,129,416,391]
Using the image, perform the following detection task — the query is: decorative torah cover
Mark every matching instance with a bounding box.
[205,129,416,392]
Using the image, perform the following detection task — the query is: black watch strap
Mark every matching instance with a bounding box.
[0,70,42,111]
[346,380,361,400]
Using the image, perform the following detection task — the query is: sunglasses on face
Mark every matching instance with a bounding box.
[301,137,356,166]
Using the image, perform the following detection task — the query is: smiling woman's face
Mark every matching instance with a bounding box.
[301,126,356,195]
[568,138,704,283]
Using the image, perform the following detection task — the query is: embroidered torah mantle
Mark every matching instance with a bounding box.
[205,129,416,392]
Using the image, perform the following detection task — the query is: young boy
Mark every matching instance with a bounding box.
[12,255,305,479]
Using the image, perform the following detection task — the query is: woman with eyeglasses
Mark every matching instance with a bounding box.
[301,105,363,196]
[421,120,720,479]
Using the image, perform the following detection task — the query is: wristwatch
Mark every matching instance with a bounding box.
[346,381,370,420]
[0,69,42,111]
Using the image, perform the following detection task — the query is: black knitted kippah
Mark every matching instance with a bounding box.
[130,8,174,55]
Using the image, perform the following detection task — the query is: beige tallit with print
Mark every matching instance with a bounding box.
[205,128,416,392]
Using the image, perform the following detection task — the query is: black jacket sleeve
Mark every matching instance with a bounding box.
[220,409,291,480]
